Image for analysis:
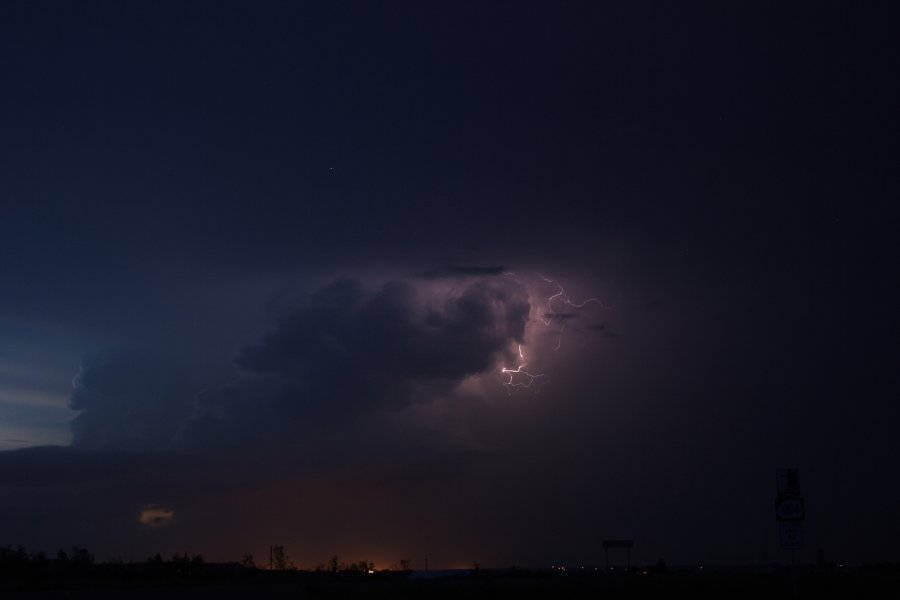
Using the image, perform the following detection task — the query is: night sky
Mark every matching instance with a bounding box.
[1,1,898,569]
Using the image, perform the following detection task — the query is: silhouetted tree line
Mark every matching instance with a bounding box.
[0,543,404,590]
[0,545,95,581]
[269,545,295,571]
[0,544,235,588]
[310,555,374,574]
[141,552,207,578]
[7,543,900,597]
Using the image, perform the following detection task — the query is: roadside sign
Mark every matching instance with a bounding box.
[779,523,804,550]
[775,497,805,522]
[776,468,801,497]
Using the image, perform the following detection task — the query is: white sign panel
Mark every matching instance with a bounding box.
[779,523,804,550]
[775,497,805,522]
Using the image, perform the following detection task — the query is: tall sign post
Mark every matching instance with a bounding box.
[776,468,804,596]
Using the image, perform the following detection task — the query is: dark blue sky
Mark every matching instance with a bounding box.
[0,1,897,568]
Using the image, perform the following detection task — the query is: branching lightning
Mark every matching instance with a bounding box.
[498,274,612,393]
[537,275,608,325]
[537,275,611,351]
[500,344,546,395]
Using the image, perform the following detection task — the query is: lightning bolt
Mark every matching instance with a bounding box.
[500,344,546,394]
[537,275,611,350]
[498,274,611,393]
[537,275,609,323]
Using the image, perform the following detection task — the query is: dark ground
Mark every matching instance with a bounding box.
[4,569,900,599]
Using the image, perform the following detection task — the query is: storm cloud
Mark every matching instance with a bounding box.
[68,350,201,452]
[180,275,530,454]
[52,273,533,467]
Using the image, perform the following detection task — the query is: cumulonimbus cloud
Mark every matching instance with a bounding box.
[179,274,530,453]
[68,350,203,452]
[39,270,530,456]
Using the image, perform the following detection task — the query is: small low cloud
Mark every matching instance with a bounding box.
[541,312,578,322]
[590,322,619,338]
[139,505,174,528]
[419,265,507,279]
